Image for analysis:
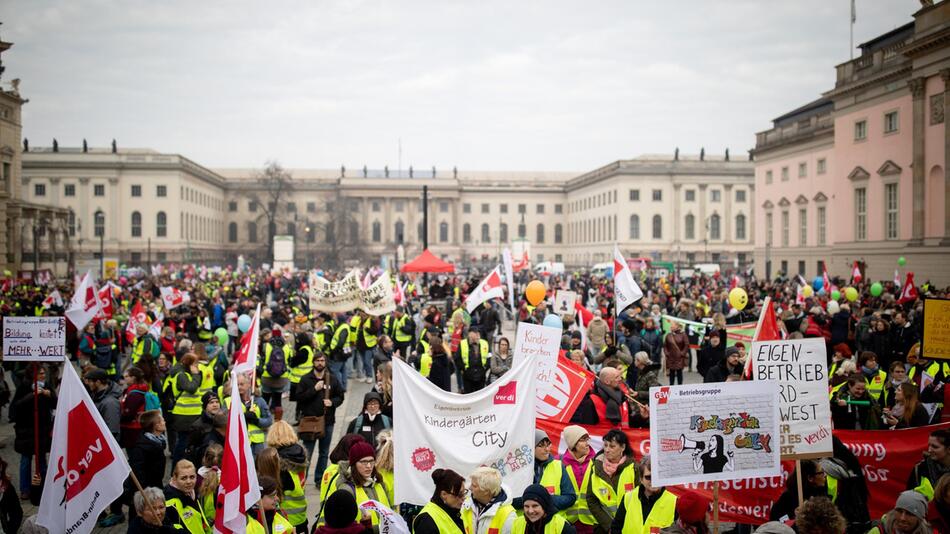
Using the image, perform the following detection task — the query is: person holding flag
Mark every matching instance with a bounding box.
[245,476,295,534]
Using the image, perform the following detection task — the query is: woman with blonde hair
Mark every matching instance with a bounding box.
[375,429,394,504]
[263,422,310,532]
[266,420,299,449]
[197,443,222,527]
[373,362,394,418]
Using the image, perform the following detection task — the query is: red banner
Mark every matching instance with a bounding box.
[539,358,595,423]
[537,419,949,524]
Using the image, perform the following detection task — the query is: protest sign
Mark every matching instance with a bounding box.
[553,290,577,316]
[2,316,66,362]
[392,356,536,506]
[361,273,397,316]
[923,297,950,360]
[359,500,410,534]
[649,381,781,486]
[512,322,563,420]
[309,270,397,316]
[751,337,832,459]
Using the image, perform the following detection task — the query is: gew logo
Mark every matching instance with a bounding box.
[654,387,671,405]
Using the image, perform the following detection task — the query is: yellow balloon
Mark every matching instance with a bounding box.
[525,280,546,306]
[803,285,814,298]
[729,287,748,311]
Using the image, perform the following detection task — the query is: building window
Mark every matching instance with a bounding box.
[34,183,45,196]
[518,223,526,239]
[817,159,826,174]
[462,223,471,243]
[307,226,315,243]
[765,213,773,245]
[518,203,526,214]
[685,190,695,202]
[131,185,141,197]
[798,261,806,276]
[156,185,167,197]
[500,223,508,242]
[536,204,545,214]
[799,208,807,246]
[629,189,640,201]
[554,224,563,243]
[94,211,105,238]
[326,222,335,244]
[306,202,316,213]
[736,214,746,240]
[417,222,424,242]
[765,170,773,184]
[247,222,258,243]
[781,210,789,246]
[394,200,404,212]
[817,206,826,246]
[736,189,746,202]
[554,204,563,214]
[629,215,640,240]
[68,211,76,236]
[480,203,489,214]
[884,111,899,134]
[710,214,721,240]
[855,188,867,240]
[372,221,382,242]
[285,222,295,236]
[131,211,142,237]
[687,252,696,264]
[885,183,898,239]
[394,221,405,243]
[460,203,471,214]
[248,201,257,212]
[64,183,75,197]
[652,215,662,239]
[228,222,237,242]
[536,224,545,243]
[685,214,695,240]
[796,163,805,178]
[652,190,662,202]
[481,224,490,243]
[781,260,788,274]
[500,203,508,214]
[854,120,867,141]
[287,202,296,212]
[781,167,789,181]
[226,201,236,212]
[711,190,721,202]
[439,222,449,242]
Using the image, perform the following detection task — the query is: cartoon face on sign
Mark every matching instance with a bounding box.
[52,401,115,502]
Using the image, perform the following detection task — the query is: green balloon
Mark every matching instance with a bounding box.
[898,256,906,266]
[214,327,229,347]
[830,290,840,301]
[870,282,883,297]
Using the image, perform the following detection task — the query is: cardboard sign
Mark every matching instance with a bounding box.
[923,297,950,360]
[554,291,577,316]
[751,338,833,459]
[2,316,67,362]
[512,322,562,419]
[649,381,781,486]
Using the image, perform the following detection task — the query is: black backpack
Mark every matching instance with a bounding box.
[94,342,113,370]
[266,344,287,377]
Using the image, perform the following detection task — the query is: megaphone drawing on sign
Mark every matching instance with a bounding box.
[679,434,705,453]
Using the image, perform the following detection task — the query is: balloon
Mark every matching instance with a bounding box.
[542,314,563,330]
[812,276,824,291]
[525,280,545,306]
[237,314,252,333]
[728,287,748,311]
[830,289,840,301]
[803,285,814,298]
[214,327,229,347]
[845,287,859,302]
[827,300,840,315]
[898,256,906,266]
[870,282,883,297]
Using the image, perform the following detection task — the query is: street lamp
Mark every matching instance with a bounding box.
[94,209,104,278]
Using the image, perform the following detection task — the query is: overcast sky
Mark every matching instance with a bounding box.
[1,0,917,172]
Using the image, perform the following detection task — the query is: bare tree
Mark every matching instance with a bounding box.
[248,161,293,262]
[313,190,370,269]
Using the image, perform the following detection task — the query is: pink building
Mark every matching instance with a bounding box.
[754,2,950,286]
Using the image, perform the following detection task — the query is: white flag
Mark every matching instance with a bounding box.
[42,289,63,309]
[465,266,505,313]
[612,245,643,316]
[38,363,130,534]
[502,248,515,312]
[65,272,102,330]
[160,286,190,310]
[214,377,261,534]
[232,304,261,374]
[359,500,410,534]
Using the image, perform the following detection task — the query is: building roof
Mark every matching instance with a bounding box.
[771,97,833,127]
[857,22,914,55]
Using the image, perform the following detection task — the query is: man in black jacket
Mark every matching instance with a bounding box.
[296,352,344,484]
[126,411,168,525]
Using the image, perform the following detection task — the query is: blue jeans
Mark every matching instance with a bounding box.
[329,360,347,392]
[360,349,374,379]
[302,423,335,484]
[19,454,47,493]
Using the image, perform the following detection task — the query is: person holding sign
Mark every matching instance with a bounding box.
[608,456,676,534]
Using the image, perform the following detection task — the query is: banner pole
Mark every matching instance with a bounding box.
[795,459,804,508]
[712,480,720,534]
[32,362,41,479]
[129,470,162,521]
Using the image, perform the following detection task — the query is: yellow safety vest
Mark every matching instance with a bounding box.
[564,459,596,525]
[415,501,464,534]
[588,462,638,517]
[166,496,210,534]
[910,362,950,384]
[393,315,413,343]
[263,344,293,379]
[462,502,515,534]
[460,339,490,369]
[289,346,314,385]
[224,396,265,444]
[246,511,295,534]
[865,369,887,402]
[828,475,839,502]
[621,489,676,534]
[320,464,339,505]
[331,323,351,355]
[349,315,378,349]
[170,371,203,417]
[512,514,568,534]
[200,492,215,529]
[197,360,217,398]
[132,335,150,365]
[539,460,569,520]
[354,483,391,526]
[282,470,308,526]
[379,468,394,504]
[420,347,433,378]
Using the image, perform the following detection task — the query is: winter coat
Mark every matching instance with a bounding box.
[867,330,893,369]
[663,331,690,371]
[830,310,851,346]
[831,389,881,430]
[489,351,512,383]
[704,358,742,384]
[427,344,454,392]
[93,381,123,440]
[127,433,167,491]
[586,318,609,351]
[640,328,663,363]
[11,383,55,456]
[297,368,344,426]
[634,364,661,400]
[120,382,151,449]
[697,341,725,379]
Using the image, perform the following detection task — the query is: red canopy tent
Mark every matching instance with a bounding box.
[400,249,455,273]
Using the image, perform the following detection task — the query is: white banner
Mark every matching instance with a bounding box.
[362,273,397,316]
[393,357,536,506]
[511,322,562,420]
[2,316,67,362]
[309,270,396,316]
[359,500,410,534]
[649,381,781,487]
[751,337,833,459]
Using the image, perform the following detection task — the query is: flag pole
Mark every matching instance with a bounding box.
[129,470,163,521]
[32,362,40,479]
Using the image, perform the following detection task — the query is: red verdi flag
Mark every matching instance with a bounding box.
[232,304,261,374]
[214,377,261,534]
[613,245,644,315]
[898,272,919,304]
[465,266,505,313]
[65,272,102,330]
[37,363,130,534]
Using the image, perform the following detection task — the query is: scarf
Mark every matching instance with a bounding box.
[862,365,878,378]
[144,432,167,449]
[602,455,626,477]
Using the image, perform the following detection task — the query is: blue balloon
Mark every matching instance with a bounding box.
[543,314,563,330]
[812,276,824,291]
[237,314,252,333]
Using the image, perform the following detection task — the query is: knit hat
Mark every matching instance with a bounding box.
[562,425,588,450]
[325,490,359,528]
[725,346,740,358]
[571,331,583,340]
[675,491,710,524]
[348,441,376,465]
[754,522,795,534]
[201,391,219,411]
[833,343,852,358]
[535,429,550,446]
[521,484,555,516]
[84,368,109,383]
[895,490,927,521]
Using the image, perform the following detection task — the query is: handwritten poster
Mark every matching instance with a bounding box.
[512,322,562,419]
[751,337,833,459]
[649,381,781,486]
[2,316,67,362]
[923,298,950,361]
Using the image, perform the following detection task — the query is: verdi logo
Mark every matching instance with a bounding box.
[494,381,516,404]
